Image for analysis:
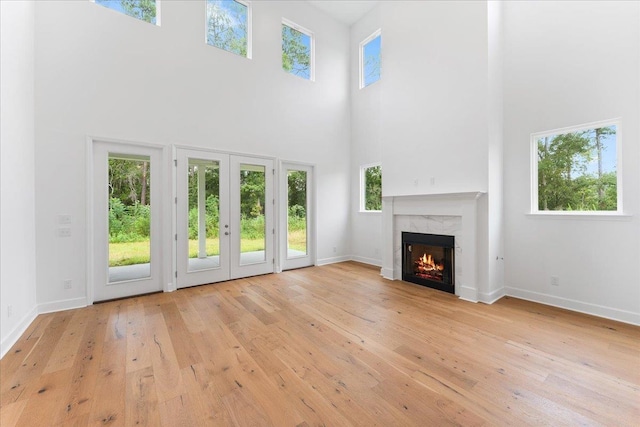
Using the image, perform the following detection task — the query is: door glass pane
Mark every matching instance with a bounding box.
[187,159,221,272]
[108,155,151,282]
[287,170,307,257]
[240,164,266,265]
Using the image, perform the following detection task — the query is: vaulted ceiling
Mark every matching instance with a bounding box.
[307,1,378,26]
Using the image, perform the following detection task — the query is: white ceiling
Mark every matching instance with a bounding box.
[307,1,379,26]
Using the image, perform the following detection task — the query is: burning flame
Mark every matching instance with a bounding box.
[417,253,444,273]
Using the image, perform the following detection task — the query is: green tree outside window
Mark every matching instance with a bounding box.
[282,23,312,79]
[95,0,157,24]
[206,0,249,57]
[536,125,617,211]
[364,165,382,211]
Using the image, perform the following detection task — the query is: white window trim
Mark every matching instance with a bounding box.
[204,0,252,59]
[282,18,315,82]
[91,0,162,26]
[530,118,624,216]
[360,162,382,213]
[359,28,381,89]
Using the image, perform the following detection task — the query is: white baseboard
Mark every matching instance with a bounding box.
[316,255,352,266]
[457,286,478,303]
[505,287,640,326]
[1,305,38,359]
[350,256,382,267]
[38,297,87,315]
[380,267,394,280]
[479,287,506,304]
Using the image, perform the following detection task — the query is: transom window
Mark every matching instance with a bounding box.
[532,120,621,213]
[361,164,382,212]
[282,19,314,81]
[359,29,381,89]
[94,0,160,25]
[206,0,251,58]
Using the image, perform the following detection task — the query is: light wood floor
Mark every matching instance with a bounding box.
[1,262,639,426]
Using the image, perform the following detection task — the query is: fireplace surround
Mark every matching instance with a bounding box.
[381,192,485,302]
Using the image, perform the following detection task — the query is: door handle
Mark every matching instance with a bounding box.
[225,231,229,236]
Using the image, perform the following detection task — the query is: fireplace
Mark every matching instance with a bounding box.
[402,232,455,294]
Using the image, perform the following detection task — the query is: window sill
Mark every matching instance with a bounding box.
[527,211,632,221]
[359,210,382,214]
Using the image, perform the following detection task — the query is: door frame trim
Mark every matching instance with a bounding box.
[279,160,317,271]
[86,136,172,305]
[172,145,279,288]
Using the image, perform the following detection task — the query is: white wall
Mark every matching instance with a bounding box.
[503,1,640,323]
[0,0,38,356]
[380,1,489,197]
[32,1,351,309]
[349,6,383,266]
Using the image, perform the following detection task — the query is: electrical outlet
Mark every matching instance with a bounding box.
[333,247,337,253]
[63,279,72,289]
[551,276,560,286]
[430,177,436,185]
[58,227,71,237]
[7,305,13,318]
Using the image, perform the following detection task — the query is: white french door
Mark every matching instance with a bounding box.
[230,155,275,279]
[280,162,314,270]
[92,141,165,302]
[176,149,274,288]
[176,149,230,287]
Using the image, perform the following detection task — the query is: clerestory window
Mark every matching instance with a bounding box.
[94,0,160,25]
[206,0,251,58]
[282,19,314,81]
[359,29,381,88]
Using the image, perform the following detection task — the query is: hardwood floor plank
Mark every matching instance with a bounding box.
[0,314,51,378]
[54,304,110,424]
[235,295,279,325]
[43,308,90,375]
[220,388,271,427]
[180,362,232,425]
[87,337,126,426]
[0,400,27,426]
[159,393,197,427]
[15,369,72,426]
[160,301,203,370]
[1,262,638,426]
[125,366,160,426]
[272,345,380,426]
[273,368,352,426]
[172,290,207,334]
[1,311,73,406]
[542,373,638,425]
[125,300,153,373]
[146,312,186,403]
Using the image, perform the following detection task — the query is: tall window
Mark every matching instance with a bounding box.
[282,20,314,81]
[532,120,620,213]
[206,0,251,58]
[361,164,382,211]
[360,29,381,88]
[94,0,159,25]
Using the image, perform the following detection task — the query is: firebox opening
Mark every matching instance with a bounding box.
[402,232,454,294]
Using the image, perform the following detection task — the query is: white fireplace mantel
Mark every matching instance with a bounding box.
[381,192,486,303]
